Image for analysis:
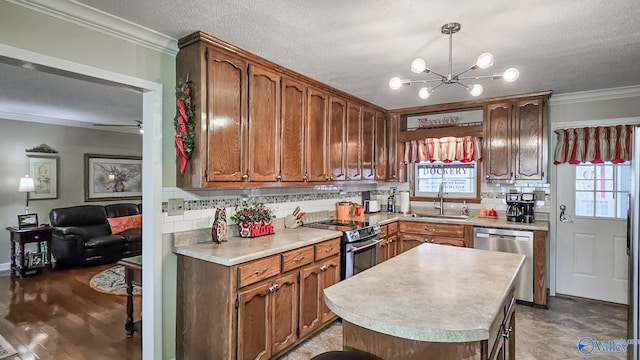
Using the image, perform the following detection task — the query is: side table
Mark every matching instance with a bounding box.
[6,226,53,277]
[118,255,142,337]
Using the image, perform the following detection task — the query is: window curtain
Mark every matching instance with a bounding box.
[403,136,482,163]
[553,125,633,164]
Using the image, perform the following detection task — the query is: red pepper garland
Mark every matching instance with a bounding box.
[174,77,195,175]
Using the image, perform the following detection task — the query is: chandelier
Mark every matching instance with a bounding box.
[389,22,519,99]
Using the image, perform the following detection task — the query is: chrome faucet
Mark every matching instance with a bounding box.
[435,182,445,215]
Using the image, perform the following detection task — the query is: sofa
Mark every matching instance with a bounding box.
[49,203,142,267]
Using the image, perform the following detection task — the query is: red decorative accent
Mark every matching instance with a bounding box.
[174,78,195,175]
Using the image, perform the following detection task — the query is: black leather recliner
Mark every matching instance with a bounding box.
[49,204,142,267]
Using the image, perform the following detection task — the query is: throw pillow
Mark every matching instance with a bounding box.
[108,214,142,234]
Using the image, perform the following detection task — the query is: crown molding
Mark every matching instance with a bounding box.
[550,85,640,105]
[7,0,178,56]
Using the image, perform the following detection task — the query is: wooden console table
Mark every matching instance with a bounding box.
[6,226,53,277]
[118,255,142,337]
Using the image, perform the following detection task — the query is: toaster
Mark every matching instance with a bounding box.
[364,200,381,213]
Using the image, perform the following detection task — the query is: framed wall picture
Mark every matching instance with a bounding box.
[84,154,142,201]
[18,213,39,229]
[27,155,58,200]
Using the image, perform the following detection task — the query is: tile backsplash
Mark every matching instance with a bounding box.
[161,181,550,234]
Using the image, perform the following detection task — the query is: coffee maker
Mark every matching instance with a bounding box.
[520,193,536,223]
[506,193,522,222]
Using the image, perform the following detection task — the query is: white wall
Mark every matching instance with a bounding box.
[0,118,142,264]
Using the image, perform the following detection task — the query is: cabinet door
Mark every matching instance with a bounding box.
[374,111,387,180]
[306,87,329,182]
[271,272,298,355]
[399,234,425,253]
[432,237,466,247]
[206,48,248,182]
[237,282,271,360]
[319,256,340,324]
[346,102,362,180]
[299,264,322,338]
[387,234,398,258]
[328,97,346,181]
[281,77,306,182]
[361,107,376,180]
[377,236,388,264]
[514,97,546,181]
[484,102,512,181]
[387,113,400,182]
[248,65,281,182]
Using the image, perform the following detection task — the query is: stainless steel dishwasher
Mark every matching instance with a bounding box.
[473,227,534,303]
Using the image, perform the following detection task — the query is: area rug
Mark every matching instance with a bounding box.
[0,333,17,360]
[89,265,141,296]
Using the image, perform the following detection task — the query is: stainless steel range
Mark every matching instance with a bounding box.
[303,220,381,279]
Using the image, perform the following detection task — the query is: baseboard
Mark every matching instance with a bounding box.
[0,262,10,272]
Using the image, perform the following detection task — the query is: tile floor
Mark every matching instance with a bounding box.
[279,296,628,359]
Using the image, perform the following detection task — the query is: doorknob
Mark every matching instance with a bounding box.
[559,204,572,223]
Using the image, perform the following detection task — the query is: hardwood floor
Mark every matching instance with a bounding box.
[0,264,142,360]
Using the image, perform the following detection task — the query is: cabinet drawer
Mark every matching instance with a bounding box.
[400,221,465,237]
[282,246,314,272]
[315,238,340,261]
[237,255,280,288]
[18,230,52,243]
[387,222,398,235]
[379,225,388,238]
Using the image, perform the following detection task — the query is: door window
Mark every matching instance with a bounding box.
[574,163,630,218]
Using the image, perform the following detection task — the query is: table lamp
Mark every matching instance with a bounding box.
[18,175,35,214]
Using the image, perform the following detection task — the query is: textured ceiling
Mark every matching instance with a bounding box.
[2,0,640,130]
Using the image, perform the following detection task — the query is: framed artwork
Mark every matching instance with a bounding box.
[18,213,39,229]
[27,155,58,199]
[84,154,142,202]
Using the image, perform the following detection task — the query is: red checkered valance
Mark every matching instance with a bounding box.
[403,136,482,164]
[553,125,633,165]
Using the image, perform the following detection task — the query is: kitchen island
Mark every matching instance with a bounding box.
[324,243,525,360]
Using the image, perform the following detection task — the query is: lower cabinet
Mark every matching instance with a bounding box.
[488,291,515,360]
[299,256,340,338]
[176,237,341,360]
[237,272,298,360]
[399,221,471,253]
[378,222,399,263]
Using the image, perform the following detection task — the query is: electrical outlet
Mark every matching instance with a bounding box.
[168,198,185,216]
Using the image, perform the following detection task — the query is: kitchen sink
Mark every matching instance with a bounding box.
[410,213,470,221]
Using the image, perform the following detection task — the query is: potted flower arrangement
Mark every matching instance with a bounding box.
[230,199,275,238]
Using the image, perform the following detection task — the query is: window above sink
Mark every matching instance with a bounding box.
[412,161,480,203]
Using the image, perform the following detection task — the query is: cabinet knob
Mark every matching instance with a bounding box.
[254,268,268,275]
[485,175,490,179]
[276,173,282,181]
[303,172,308,181]
[34,235,40,240]
[242,169,249,180]
[430,239,435,243]
[320,265,328,272]
[326,176,330,181]
[293,256,305,262]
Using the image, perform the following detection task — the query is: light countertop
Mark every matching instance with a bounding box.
[172,227,342,266]
[365,212,549,231]
[323,244,525,343]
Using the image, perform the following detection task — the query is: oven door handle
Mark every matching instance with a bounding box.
[347,239,383,253]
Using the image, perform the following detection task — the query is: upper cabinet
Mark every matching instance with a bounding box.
[386,113,400,182]
[484,94,549,182]
[280,77,307,182]
[328,97,346,181]
[176,32,392,188]
[306,87,329,182]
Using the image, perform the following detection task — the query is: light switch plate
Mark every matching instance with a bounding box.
[168,198,185,216]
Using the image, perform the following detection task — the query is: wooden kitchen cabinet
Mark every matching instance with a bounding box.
[176,32,388,188]
[176,237,341,359]
[237,271,298,360]
[280,77,307,182]
[361,107,376,180]
[299,255,340,338]
[483,94,549,182]
[346,102,362,180]
[399,221,471,253]
[248,64,281,182]
[377,222,399,263]
[374,111,387,180]
[328,96,346,181]
[387,112,401,182]
[306,87,330,182]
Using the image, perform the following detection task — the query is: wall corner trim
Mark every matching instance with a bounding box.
[8,0,179,56]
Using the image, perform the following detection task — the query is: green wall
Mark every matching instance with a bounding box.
[0,2,177,358]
